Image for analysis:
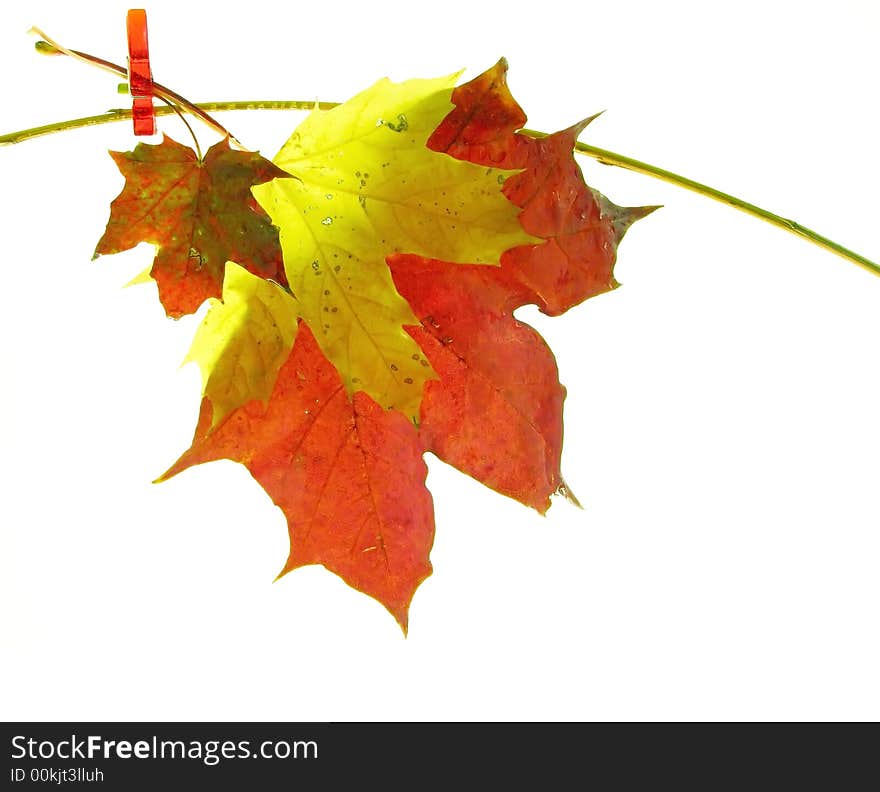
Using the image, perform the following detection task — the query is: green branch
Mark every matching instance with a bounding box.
[562,138,879,278]
[2,101,877,278]
[0,101,335,145]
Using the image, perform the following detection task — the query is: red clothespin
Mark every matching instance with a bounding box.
[126,9,155,136]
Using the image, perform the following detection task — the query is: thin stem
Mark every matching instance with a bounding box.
[30,28,239,145]
[158,96,202,160]
[554,135,880,279]
[1,100,876,278]
[0,101,337,146]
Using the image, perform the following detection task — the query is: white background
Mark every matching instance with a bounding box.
[1,0,878,721]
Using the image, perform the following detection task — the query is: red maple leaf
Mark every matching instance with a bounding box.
[390,59,655,511]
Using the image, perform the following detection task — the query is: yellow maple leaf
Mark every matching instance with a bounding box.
[253,73,536,420]
[184,262,299,428]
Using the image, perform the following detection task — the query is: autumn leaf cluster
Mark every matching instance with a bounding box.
[94,60,651,631]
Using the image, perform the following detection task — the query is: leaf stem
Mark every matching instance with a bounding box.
[1,99,876,278]
[157,95,202,160]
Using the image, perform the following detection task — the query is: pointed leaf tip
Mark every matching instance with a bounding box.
[575,110,605,136]
[594,191,661,241]
[612,203,661,240]
[557,479,583,509]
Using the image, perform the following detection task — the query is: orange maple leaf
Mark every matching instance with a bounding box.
[160,324,434,632]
